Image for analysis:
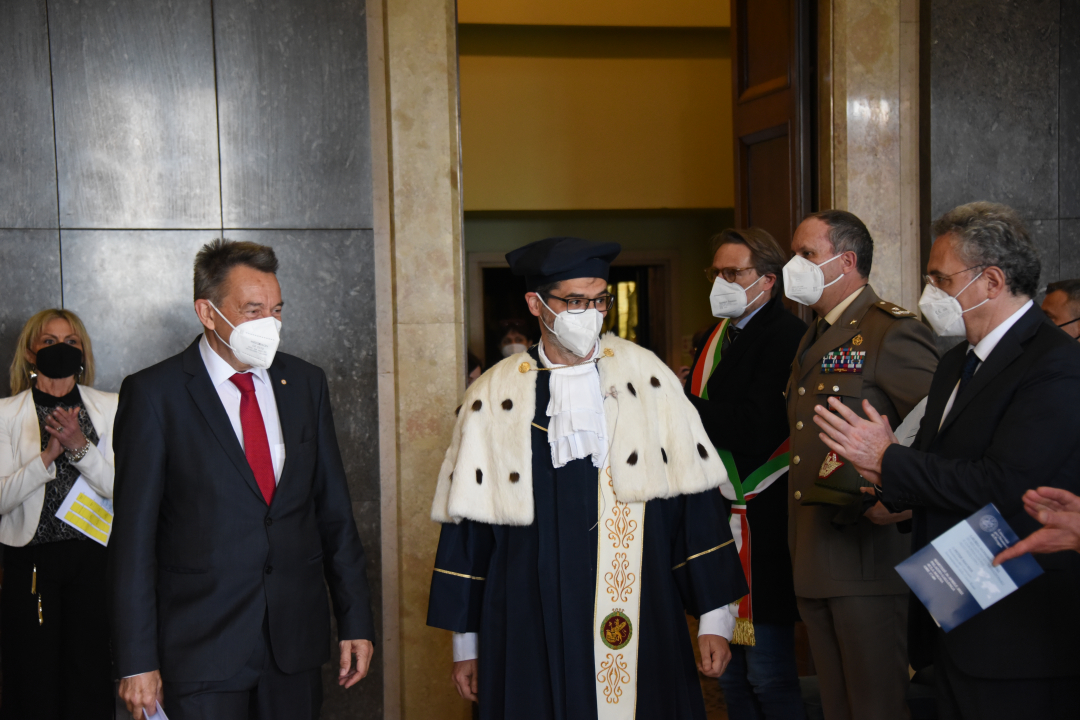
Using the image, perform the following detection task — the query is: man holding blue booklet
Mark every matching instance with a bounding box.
[812,202,1080,720]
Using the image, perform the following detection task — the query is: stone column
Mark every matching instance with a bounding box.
[821,0,923,312]
[368,0,468,717]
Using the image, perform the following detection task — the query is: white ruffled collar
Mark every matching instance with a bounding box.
[538,340,607,469]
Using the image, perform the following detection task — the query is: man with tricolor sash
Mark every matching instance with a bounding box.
[685,228,808,719]
[427,237,749,720]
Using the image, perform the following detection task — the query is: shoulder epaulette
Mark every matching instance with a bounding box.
[871,299,917,319]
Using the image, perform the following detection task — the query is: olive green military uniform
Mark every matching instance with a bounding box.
[786,285,939,720]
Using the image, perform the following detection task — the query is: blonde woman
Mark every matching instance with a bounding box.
[0,309,117,719]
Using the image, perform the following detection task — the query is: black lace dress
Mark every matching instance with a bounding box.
[30,385,99,545]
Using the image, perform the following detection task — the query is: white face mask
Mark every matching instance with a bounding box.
[710,274,765,319]
[539,296,604,358]
[782,253,844,306]
[208,300,282,369]
[918,271,987,337]
[501,342,529,357]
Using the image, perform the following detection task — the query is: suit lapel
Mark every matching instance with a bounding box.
[267,361,300,492]
[919,346,966,450]
[18,391,41,462]
[937,305,1042,436]
[182,339,264,502]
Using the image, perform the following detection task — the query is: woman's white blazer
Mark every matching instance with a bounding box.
[0,385,118,547]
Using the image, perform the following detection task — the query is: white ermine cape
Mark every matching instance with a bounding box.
[431,333,730,525]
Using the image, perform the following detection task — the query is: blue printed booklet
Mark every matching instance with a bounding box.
[895,503,1043,632]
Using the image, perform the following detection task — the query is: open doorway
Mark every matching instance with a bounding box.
[469,251,677,370]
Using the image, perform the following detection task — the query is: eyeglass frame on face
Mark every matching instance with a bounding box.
[542,292,614,314]
[705,266,758,284]
[923,264,986,291]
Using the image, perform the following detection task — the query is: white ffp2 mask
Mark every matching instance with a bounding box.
[208,301,282,369]
[710,274,765,319]
[918,272,986,337]
[539,297,604,358]
[783,254,843,306]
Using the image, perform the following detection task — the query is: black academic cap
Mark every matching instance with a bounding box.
[505,237,622,291]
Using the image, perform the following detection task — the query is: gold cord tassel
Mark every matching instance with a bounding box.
[31,564,36,594]
[731,617,756,646]
[37,594,43,626]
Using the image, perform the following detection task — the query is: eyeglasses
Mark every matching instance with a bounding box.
[544,293,614,314]
[705,266,757,284]
[923,264,986,288]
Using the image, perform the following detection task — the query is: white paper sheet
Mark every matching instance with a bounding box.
[144,701,169,720]
[55,475,113,545]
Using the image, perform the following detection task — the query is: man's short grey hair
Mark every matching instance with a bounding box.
[931,202,1040,298]
[805,210,874,277]
[194,239,279,306]
[1047,279,1080,309]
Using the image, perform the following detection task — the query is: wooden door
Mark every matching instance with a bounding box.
[731,0,812,258]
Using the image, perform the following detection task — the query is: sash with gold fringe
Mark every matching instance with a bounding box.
[716,440,791,645]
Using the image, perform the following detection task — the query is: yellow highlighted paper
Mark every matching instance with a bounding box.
[55,476,113,547]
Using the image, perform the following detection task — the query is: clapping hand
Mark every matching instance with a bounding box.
[993,487,1080,565]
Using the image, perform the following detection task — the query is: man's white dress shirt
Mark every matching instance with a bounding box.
[199,334,286,482]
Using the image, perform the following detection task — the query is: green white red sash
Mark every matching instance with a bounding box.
[689,319,730,399]
[716,440,791,645]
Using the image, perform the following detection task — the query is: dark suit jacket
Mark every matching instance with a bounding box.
[882,304,1080,679]
[685,293,807,623]
[109,338,374,682]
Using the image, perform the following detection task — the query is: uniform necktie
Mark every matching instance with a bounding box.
[801,317,831,364]
[957,349,981,396]
[229,373,276,504]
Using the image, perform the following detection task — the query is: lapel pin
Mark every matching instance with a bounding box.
[280,379,287,385]
[852,334,864,346]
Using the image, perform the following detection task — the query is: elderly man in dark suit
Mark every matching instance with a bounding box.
[815,202,1080,720]
[685,227,807,719]
[785,210,940,720]
[110,240,374,720]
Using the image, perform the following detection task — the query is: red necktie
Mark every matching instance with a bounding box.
[229,373,276,504]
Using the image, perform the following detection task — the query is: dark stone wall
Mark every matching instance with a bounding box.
[0,1,381,717]
[931,0,1078,287]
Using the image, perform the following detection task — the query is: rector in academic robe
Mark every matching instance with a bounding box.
[110,240,375,720]
[814,202,1080,720]
[427,237,749,720]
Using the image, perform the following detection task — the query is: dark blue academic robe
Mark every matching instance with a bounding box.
[428,348,748,720]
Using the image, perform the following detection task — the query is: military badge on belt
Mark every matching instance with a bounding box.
[821,349,866,373]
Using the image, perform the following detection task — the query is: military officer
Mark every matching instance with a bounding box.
[783,210,939,720]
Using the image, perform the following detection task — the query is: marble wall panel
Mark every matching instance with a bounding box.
[930,0,1059,220]
[60,232,211,390]
[1060,2,1080,219]
[320,499,382,719]
[1059,219,1080,281]
[48,0,221,229]
[0,0,58,229]
[0,231,62,397]
[1027,218,1060,287]
[215,0,373,229]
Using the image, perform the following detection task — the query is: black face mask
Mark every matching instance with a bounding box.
[34,343,83,380]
